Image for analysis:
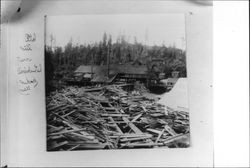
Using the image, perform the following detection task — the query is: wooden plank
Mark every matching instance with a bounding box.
[47,125,64,133]
[78,144,106,149]
[68,140,100,145]
[131,113,143,122]
[146,128,162,134]
[120,142,163,148]
[63,94,76,105]
[109,133,152,138]
[107,121,140,124]
[62,110,77,117]
[62,120,93,137]
[48,141,68,150]
[105,107,117,111]
[150,113,165,117]
[155,129,165,143]
[109,117,123,134]
[163,133,188,145]
[67,144,80,151]
[164,125,177,136]
[47,134,64,140]
[83,87,104,92]
[101,114,129,117]
[70,132,95,140]
[141,105,147,112]
[120,136,152,142]
[122,117,142,134]
[48,128,87,136]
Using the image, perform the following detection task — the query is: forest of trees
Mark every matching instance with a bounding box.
[45,32,187,83]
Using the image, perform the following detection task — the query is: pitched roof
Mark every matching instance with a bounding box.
[110,64,148,75]
[75,64,148,75]
[166,78,178,85]
[74,65,94,73]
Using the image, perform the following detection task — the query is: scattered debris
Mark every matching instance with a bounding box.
[46,84,189,151]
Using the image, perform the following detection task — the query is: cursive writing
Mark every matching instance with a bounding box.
[17,32,40,96]
[17,64,42,75]
[24,33,36,42]
[19,76,38,88]
[17,57,32,63]
[19,85,31,95]
[20,44,32,51]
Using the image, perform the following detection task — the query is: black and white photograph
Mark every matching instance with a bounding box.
[2,0,249,167]
[45,14,189,151]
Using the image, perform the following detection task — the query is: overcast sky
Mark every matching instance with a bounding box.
[46,14,186,50]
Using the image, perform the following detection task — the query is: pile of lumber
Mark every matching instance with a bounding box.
[46,84,189,151]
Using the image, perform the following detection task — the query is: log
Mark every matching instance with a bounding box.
[48,128,87,136]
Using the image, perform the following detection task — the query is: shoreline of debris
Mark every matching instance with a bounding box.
[46,84,189,151]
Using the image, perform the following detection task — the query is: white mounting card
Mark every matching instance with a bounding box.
[2,0,212,167]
